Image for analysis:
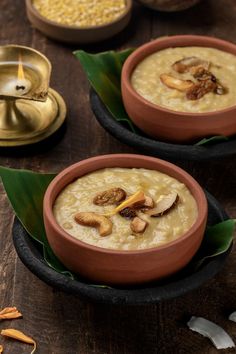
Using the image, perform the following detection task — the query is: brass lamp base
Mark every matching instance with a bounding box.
[0,88,66,147]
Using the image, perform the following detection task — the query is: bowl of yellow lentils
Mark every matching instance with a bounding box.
[25,0,132,44]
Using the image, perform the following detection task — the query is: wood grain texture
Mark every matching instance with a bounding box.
[0,0,236,353]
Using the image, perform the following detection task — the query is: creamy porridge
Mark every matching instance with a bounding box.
[53,168,198,251]
[131,47,236,113]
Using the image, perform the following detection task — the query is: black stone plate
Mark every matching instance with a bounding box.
[12,191,231,305]
[90,88,236,162]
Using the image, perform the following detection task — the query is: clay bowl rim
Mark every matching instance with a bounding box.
[26,0,132,31]
[43,154,207,256]
[122,34,236,119]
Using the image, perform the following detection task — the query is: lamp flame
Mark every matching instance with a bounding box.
[17,54,25,80]
[0,53,32,97]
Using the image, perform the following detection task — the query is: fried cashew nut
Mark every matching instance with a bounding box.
[130,217,148,234]
[74,212,112,236]
[132,195,155,209]
[141,195,155,209]
[160,74,194,92]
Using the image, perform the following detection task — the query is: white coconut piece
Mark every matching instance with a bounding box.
[187,316,235,350]
[229,312,236,323]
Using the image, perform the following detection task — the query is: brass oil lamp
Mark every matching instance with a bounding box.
[0,45,66,146]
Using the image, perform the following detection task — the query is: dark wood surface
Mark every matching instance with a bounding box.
[0,0,236,353]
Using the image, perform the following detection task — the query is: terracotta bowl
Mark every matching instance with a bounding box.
[121,35,236,142]
[25,0,132,44]
[43,154,207,285]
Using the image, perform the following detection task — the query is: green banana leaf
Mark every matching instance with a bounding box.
[195,135,229,146]
[0,166,235,284]
[74,49,230,147]
[194,219,235,268]
[74,48,136,132]
[0,166,74,278]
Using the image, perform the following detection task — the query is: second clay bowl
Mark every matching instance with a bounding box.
[121,35,236,142]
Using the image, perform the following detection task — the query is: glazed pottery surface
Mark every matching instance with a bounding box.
[43,154,207,285]
[121,35,236,142]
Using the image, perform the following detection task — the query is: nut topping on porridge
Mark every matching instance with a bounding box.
[119,195,154,220]
[104,190,145,217]
[130,217,148,234]
[145,192,179,217]
[131,195,155,209]
[160,56,227,101]
[190,66,226,94]
[118,194,153,233]
[93,187,126,206]
[119,207,137,219]
[190,66,216,81]
[54,167,198,248]
[172,56,209,73]
[142,195,155,209]
[74,189,179,236]
[131,47,236,113]
[187,66,227,99]
[186,79,217,100]
[160,74,194,92]
[74,212,113,236]
[160,57,226,101]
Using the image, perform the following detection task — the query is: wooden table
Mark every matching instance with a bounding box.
[0,0,236,353]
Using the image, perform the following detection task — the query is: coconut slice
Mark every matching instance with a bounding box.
[145,192,178,217]
[187,316,235,350]
[229,312,236,323]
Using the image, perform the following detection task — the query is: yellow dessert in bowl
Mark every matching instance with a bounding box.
[121,35,236,142]
[131,46,235,113]
[53,167,198,251]
[43,154,207,284]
